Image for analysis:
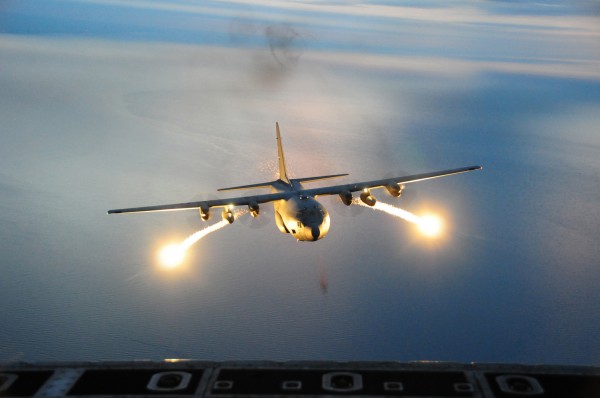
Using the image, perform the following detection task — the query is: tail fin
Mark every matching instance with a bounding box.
[218,122,290,192]
[276,122,290,184]
[218,123,348,192]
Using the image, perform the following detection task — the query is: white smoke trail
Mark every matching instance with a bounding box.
[160,209,247,267]
[355,198,420,224]
[353,198,442,237]
[179,219,230,251]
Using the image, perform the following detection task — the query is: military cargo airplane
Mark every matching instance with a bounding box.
[108,123,482,241]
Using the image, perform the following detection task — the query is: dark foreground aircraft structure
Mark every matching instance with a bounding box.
[108,123,482,241]
[1,360,599,397]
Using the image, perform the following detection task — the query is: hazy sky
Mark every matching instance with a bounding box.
[1,0,599,364]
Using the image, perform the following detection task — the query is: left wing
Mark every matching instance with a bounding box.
[301,165,482,197]
[107,191,293,214]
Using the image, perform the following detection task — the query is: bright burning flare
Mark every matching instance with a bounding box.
[158,209,246,269]
[159,244,186,269]
[417,214,443,237]
[355,199,444,238]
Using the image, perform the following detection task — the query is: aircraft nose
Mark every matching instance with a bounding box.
[311,226,320,240]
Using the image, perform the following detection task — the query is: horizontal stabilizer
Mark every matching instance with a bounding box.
[217,181,278,192]
[294,173,349,183]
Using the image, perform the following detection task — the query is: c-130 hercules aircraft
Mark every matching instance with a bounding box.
[108,123,482,241]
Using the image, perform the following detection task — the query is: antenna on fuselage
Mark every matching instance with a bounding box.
[276,122,290,184]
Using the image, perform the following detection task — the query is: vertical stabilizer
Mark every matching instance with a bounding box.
[276,122,290,184]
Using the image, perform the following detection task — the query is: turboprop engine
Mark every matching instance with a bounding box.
[222,208,235,224]
[385,183,405,197]
[199,206,210,221]
[360,190,377,206]
[248,202,260,218]
[339,191,353,206]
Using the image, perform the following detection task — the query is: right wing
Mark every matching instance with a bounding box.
[107,191,293,214]
[301,165,482,197]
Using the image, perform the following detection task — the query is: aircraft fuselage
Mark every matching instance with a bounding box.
[272,181,330,242]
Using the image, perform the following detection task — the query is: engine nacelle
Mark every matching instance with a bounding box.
[339,191,353,206]
[248,202,260,218]
[199,206,210,221]
[385,183,405,197]
[221,208,235,224]
[360,190,376,206]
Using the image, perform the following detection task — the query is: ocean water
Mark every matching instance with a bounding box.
[1,1,599,365]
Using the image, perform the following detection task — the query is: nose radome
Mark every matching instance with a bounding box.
[311,226,320,240]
